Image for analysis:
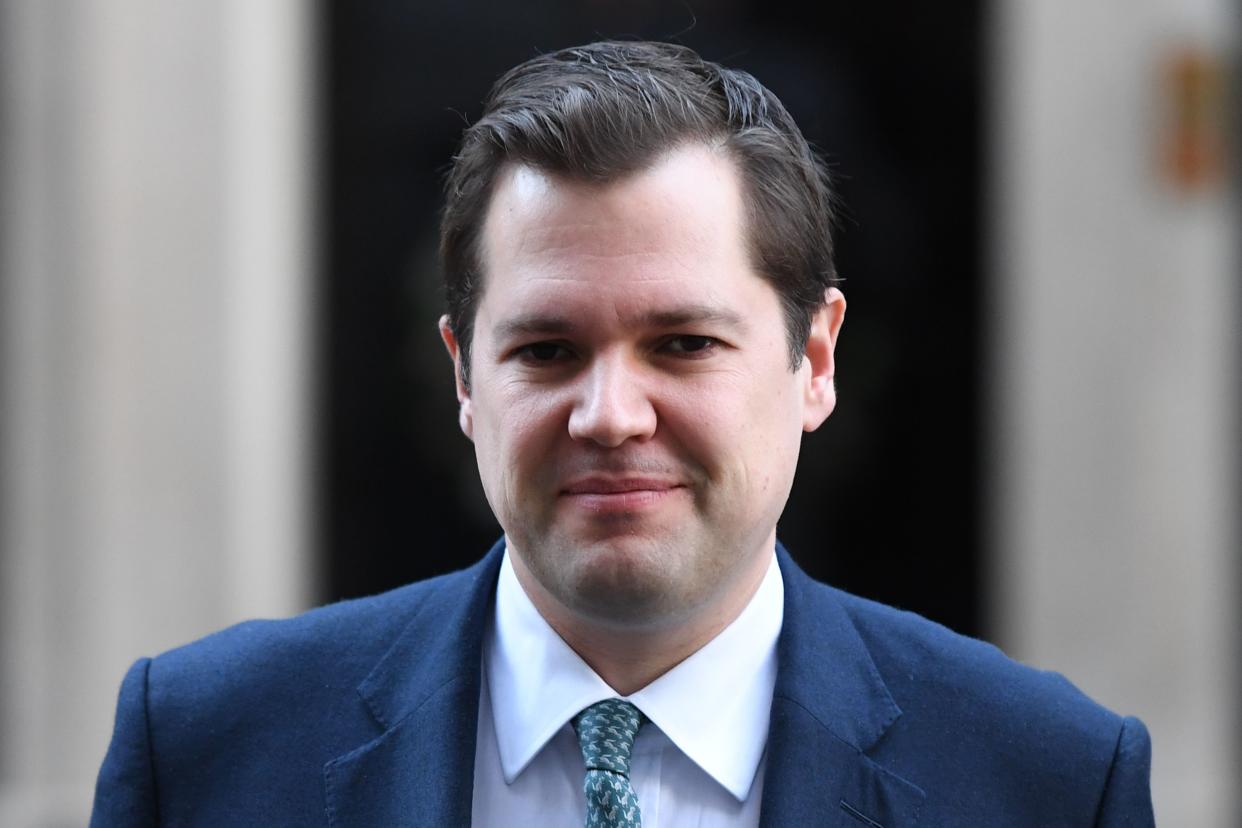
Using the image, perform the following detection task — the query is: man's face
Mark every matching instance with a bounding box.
[441,143,843,633]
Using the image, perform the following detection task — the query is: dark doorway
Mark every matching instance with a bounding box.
[320,2,984,637]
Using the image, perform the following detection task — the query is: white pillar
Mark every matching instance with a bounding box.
[0,2,315,824]
[989,0,1238,824]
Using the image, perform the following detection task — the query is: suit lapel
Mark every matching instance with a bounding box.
[324,543,505,827]
[760,546,925,827]
[321,540,924,826]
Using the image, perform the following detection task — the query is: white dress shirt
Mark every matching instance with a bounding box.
[470,547,784,827]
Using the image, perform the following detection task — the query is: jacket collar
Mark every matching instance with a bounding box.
[323,540,505,827]
[323,539,924,827]
[760,544,925,827]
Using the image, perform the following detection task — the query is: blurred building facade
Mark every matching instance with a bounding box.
[1,2,315,824]
[0,1,1236,825]
[990,0,1239,822]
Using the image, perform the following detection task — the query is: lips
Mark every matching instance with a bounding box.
[559,476,687,514]
[561,476,683,495]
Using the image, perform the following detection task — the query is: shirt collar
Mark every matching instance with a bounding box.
[484,544,784,802]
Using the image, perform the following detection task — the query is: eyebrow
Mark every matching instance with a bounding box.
[493,304,749,340]
[643,305,748,330]
[493,315,576,340]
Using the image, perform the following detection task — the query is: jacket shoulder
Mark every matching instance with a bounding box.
[833,586,1124,735]
[95,556,497,825]
[152,563,478,690]
[826,585,1153,822]
[104,560,493,823]
[140,558,492,762]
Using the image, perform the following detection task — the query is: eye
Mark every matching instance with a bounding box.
[662,335,718,356]
[515,341,573,363]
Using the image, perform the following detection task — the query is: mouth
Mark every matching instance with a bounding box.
[562,476,682,495]
[559,476,687,514]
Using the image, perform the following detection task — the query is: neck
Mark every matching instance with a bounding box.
[509,542,773,696]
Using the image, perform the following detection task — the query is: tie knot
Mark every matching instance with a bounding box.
[572,699,645,776]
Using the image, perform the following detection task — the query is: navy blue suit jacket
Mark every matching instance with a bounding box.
[92,541,1154,826]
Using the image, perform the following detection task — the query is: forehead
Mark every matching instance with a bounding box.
[477,144,757,317]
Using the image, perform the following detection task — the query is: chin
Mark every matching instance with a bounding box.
[560,537,694,626]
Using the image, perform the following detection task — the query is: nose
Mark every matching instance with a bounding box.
[567,352,657,447]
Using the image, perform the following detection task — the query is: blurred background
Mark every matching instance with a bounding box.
[1,1,1236,825]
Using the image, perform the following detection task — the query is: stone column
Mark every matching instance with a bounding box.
[0,2,314,823]
[989,0,1239,824]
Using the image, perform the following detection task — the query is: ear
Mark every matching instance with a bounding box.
[801,287,846,432]
[439,315,474,440]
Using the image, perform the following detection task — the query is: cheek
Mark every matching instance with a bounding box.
[662,375,769,476]
[712,371,803,490]
[478,388,568,491]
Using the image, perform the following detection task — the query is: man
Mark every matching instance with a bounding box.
[92,41,1154,826]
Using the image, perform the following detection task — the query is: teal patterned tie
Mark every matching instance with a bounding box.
[573,699,647,828]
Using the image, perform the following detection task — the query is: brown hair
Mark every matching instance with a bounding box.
[440,41,838,388]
